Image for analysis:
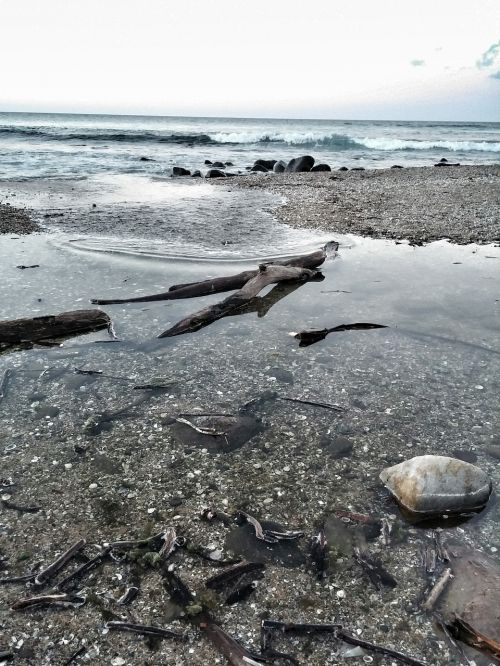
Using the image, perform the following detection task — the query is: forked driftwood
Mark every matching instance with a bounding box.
[91,244,336,305]
[0,310,111,346]
[158,264,316,338]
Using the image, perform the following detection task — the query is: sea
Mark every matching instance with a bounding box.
[0,112,499,179]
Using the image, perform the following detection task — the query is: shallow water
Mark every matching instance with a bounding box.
[1,183,499,665]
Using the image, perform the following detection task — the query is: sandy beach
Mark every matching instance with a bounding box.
[0,166,499,666]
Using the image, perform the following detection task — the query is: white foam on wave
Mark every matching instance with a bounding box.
[209,131,500,152]
[356,137,500,152]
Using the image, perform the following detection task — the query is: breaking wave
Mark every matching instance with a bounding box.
[1,125,500,152]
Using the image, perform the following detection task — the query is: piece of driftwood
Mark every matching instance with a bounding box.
[159,264,316,338]
[294,322,388,347]
[106,621,184,640]
[35,539,86,586]
[260,621,428,666]
[422,568,453,612]
[91,244,336,305]
[163,571,267,665]
[62,646,86,666]
[0,310,111,346]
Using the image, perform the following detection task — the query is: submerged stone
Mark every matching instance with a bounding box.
[380,455,492,518]
[225,520,305,568]
[169,414,263,452]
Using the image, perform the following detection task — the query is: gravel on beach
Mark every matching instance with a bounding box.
[218,164,500,245]
[0,203,40,235]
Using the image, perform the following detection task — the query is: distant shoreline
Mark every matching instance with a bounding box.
[1,164,499,245]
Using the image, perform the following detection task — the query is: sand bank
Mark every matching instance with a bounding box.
[217,164,500,245]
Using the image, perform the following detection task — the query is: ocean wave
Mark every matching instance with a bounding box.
[0,126,218,145]
[1,125,499,152]
[356,137,500,152]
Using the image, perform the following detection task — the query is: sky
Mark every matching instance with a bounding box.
[0,0,499,121]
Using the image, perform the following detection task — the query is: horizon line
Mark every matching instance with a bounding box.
[1,108,498,124]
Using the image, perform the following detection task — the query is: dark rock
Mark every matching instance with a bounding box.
[320,434,353,459]
[435,162,460,167]
[250,164,268,172]
[254,159,277,170]
[170,414,263,452]
[224,172,236,177]
[139,156,154,162]
[91,453,122,475]
[439,158,448,163]
[225,161,234,166]
[452,449,478,464]
[310,163,331,172]
[172,166,191,176]
[204,159,212,165]
[338,166,349,171]
[351,167,365,171]
[285,155,315,173]
[191,170,202,178]
[225,520,305,568]
[265,367,294,384]
[273,160,287,173]
[391,164,404,169]
[205,169,226,178]
[484,444,500,460]
[212,161,225,168]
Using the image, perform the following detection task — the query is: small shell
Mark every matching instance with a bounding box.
[380,455,491,516]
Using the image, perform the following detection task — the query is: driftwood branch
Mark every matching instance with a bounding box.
[158,264,317,338]
[91,244,336,305]
[0,310,111,346]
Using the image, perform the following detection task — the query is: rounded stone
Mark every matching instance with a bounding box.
[379,455,492,517]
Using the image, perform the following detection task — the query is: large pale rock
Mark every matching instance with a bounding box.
[380,455,491,516]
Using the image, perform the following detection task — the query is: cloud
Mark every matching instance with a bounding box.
[410,59,425,67]
[476,40,500,69]
[490,70,500,79]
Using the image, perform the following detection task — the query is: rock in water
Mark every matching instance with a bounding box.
[172,166,191,176]
[310,163,331,172]
[285,155,315,172]
[254,158,277,170]
[273,160,287,173]
[250,164,268,172]
[379,455,492,517]
[205,169,226,178]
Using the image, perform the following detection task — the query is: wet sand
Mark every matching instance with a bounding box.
[217,164,500,246]
[0,203,40,235]
[0,172,499,666]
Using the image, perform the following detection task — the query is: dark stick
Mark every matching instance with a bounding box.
[0,572,36,585]
[11,593,86,611]
[337,630,427,666]
[280,397,345,412]
[1,499,41,513]
[56,547,111,591]
[35,539,86,586]
[62,646,86,666]
[106,621,185,640]
[261,621,427,666]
